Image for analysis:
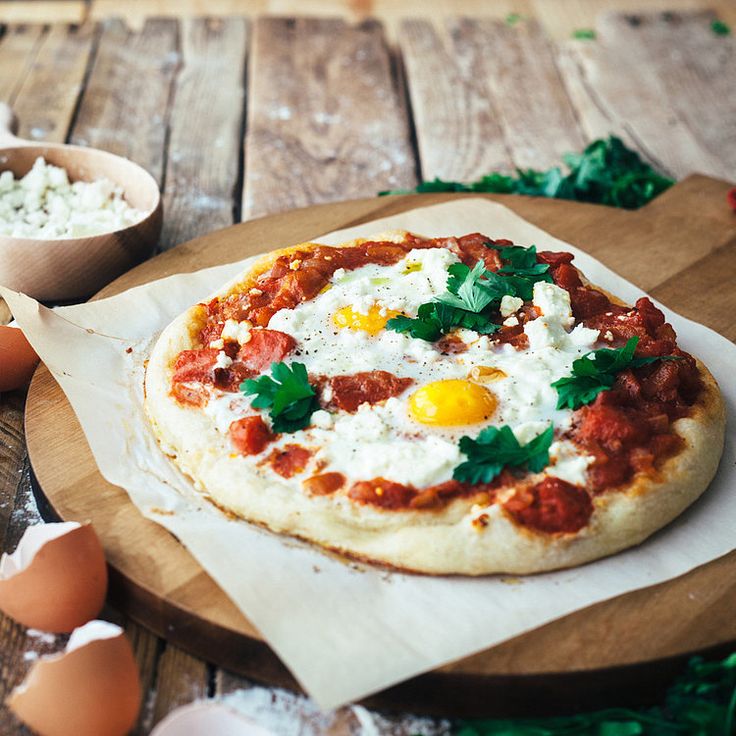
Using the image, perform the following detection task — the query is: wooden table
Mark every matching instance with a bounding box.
[1,3,734,733]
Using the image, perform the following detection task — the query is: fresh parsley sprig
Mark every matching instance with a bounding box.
[240,361,319,433]
[488,243,552,299]
[453,425,554,484]
[552,337,681,410]
[387,260,505,341]
[387,242,551,342]
[387,301,500,342]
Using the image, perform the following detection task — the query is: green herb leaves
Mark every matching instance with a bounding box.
[488,243,553,300]
[380,136,674,211]
[552,337,680,410]
[387,301,500,342]
[387,259,505,341]
[453,425,554,484]
[241,361,319,433]
[387,243,550,343]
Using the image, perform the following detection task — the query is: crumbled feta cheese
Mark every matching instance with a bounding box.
[214,351,233,370]
[0,157,144,239]
[209,338,225,349]
[221,319,252,345]
[604,330,614,341]
[532,282,573,325]
[499,295,524,318]
[503,315,519,327]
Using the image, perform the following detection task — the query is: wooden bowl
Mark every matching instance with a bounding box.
[0,103,162,301]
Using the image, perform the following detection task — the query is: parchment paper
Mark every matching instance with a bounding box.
[3,199,735,710]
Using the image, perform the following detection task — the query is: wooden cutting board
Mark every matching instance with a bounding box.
[25,176,736,718]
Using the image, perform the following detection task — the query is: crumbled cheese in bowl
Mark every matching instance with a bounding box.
[0,157,145,239]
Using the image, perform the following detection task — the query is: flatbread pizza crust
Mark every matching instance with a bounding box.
[145,232,726,576]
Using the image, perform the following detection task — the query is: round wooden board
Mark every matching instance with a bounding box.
[25,182,736,718]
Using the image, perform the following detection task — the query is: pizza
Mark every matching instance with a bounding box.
[144,230,725,575]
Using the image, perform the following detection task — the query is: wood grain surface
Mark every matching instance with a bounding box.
[24,178,736,719]
[1,4,735,732]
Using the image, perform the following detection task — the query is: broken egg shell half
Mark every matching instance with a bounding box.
[151,701,277,736]
[0,324,40,392]
[0,521,107,632]
[7,620,141,736]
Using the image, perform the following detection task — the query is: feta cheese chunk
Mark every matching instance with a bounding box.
[499,295,524,318]
[0,157,145,239]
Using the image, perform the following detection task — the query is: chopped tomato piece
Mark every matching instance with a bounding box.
[268,444,312,478]
[237,329,296,374]
[326,371,414,413]
[229,416,274,456]
[172,349,219,384]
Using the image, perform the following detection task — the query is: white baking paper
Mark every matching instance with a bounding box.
[3,199,734,710]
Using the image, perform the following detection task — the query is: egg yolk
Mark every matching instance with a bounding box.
[408,379,497,426]
[332,304,399,336]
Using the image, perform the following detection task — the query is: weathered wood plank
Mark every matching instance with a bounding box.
[0,394,26,551]
[71,17,179,185]
[0,24,45,104]
[0,3,84,25]
[462,17,586,170]
[399,19,512,181]
[11,23,95,143]
[565,10,735,180]
[160,17,247,250]
[243,17,416,219]
[150,646,209,727]
[400,17,586,179]
[603,10,736,179]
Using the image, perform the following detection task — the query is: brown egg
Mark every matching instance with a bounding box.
[7,620,141,736]
[0,522,107,632]
[0,324,39,391]
[151,701,276,735]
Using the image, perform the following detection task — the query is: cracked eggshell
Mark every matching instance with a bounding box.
[151,701,277,736]
[0,521,107,632]
[0,324,39,392]
[7,620,141,736]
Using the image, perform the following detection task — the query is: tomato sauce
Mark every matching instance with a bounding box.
[229,416,275,456]
[504,477,593,533]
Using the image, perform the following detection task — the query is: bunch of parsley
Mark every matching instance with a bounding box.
[380,137,674,210]
[452,652,736,735]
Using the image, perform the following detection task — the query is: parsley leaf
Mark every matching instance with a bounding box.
[711,19,731,36]
[453,425,554,484]
[240,361,319,433]
[487,243,553,300]
[438,261,508,312]
[552,337,681,410]
[379,136,674,210]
